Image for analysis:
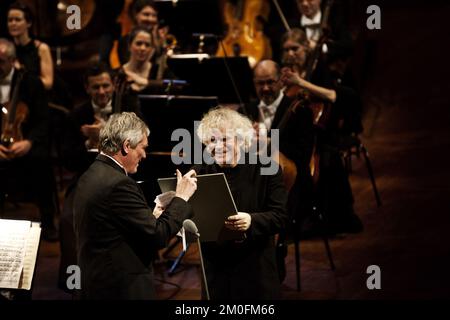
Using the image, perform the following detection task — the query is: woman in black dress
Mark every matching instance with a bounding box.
[7,1,53,90]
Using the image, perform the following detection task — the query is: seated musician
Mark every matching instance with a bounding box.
[193,107,288,299]
[121,26,175,94]
[122,26,156,92]
[280,28,363,235]
[63,62,141,175]
[0,38,58,241]
[7,1,53,90]
[241,59,315,281]
[117,0,171,76]
[295,0,353,74]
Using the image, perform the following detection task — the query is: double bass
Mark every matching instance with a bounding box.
[216,0,272,67]
[1,71,29,156]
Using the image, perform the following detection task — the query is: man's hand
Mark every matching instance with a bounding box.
[225,212,252,232]
[152,205,164,219]
[175,169,197,202]
[9,140,32,158]
[81,122,102,140]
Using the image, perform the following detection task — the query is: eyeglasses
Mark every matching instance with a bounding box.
[253,79,279,87]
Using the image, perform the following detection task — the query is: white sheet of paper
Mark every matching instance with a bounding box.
[0,220,30,289]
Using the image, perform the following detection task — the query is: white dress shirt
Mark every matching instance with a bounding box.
[301,10,328,53]
[258,91,284,130]
[0,68,14,105]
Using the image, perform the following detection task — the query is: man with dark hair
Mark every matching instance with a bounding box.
[63,62,141,174]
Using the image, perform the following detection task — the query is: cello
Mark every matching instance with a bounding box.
[216,0,272,67]
[1,71,29,157]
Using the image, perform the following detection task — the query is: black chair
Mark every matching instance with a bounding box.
[340,134,382,207]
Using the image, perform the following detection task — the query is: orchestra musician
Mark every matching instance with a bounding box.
[7,1,53,90]
[63,62,141,175]
[0,38,58,241]
[193,107,288,299]
[121,26,165,92]
[242,59,314,281]
[73,112,197,299]
[295,0,353,64]
[280,28,363,235]
[117,0,169,70]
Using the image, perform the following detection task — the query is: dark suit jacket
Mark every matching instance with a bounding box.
[73,154,193,299]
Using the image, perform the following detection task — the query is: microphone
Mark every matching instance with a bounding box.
[182,219,210,300]
[183,219,199,237]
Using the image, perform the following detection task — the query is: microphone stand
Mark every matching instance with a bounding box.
[196,236,210,300]
[183,219,210,300]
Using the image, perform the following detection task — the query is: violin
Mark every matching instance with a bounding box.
[1,71,29,155]
[216,0,272,67]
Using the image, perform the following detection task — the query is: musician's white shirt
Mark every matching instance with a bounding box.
[0,68,14,105]
[301,10,322,42]
[258,91,284,130]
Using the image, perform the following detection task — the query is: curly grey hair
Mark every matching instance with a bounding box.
[197,107,254,150]
[99,112,149,155]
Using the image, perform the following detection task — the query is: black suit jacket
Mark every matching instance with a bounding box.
[73,154,193,299]
[193,162,288,299]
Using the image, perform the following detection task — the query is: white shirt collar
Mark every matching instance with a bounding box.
[4,68,15,83]
[92,100,112,120]
[0,68,15,104]
[100,151,128,175]
[258,91,284,129]
[258,91,284,110]
[301,10,322,27]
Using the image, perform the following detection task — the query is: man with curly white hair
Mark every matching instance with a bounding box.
[194,107,288,300]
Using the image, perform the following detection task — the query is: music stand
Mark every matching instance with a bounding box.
[167,56,255,104]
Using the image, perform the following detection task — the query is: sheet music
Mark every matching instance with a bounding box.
[0,220,29,289]
[18,223,41,290]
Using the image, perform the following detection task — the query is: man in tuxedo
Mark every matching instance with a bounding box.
[296,0,353,59]
[244,59,314,178]
[0,38,58,241]
[73,112,197,299]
